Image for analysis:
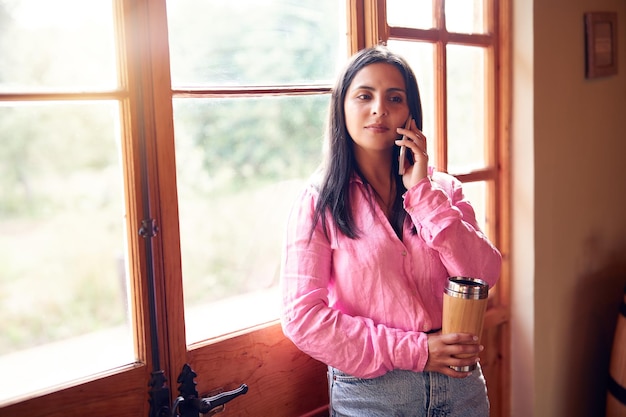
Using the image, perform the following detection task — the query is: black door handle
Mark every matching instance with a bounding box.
[173,364,248,417]
[183,384,248,414]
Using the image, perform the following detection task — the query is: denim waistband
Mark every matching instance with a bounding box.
[327,365,489,417]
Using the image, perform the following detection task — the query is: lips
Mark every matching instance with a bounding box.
[365,124,389,133]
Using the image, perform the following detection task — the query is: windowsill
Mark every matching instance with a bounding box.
[0,287,281,404]
[185,286,280,345]
[0,325,135,404]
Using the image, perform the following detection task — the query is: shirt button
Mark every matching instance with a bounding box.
[401,250,407,256]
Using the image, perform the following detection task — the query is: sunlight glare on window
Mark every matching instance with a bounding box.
[167,0,344,87]
[461,181,489,239]
[446,45,487,173]
[0,102,134,402]
[0,1,131,404]
[445,0,485,34]
[386,0,432,30]
[0,0,116,91]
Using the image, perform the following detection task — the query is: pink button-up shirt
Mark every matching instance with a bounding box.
[280,169,501,379]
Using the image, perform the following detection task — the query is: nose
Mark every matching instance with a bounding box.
[372,97,388,116]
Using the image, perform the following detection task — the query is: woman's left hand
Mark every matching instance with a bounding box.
[396,118,429,188]
[424,332,482,378]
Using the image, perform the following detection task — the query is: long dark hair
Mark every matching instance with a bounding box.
[311,46,423,240]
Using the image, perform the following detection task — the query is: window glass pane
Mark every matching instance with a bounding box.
[0,102,134,401]
[167,0,345,87]
[0,0,117,91]
[386,40,437,168]
[447,45,486,172]
[461,180,488,238]
[173,95,328,343]
[386,0,433,29]
[445,0,485,34]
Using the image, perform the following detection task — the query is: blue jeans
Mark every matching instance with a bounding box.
[328,366,489,417]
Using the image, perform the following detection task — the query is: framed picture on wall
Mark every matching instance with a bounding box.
[584,12,618,78]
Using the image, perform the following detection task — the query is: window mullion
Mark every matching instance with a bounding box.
[434,52,448,171]
[114,0,152,370]
[434,0,445,30]
[348,0,386,53]
[117,0,182,401]
[131,0,188,402]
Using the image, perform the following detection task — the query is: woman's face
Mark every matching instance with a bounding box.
[343,62,410,156]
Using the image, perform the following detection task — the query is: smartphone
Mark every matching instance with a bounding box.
[398,117,413,175]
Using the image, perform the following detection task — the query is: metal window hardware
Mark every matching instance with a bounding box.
[139,218,159,238]
[149,370,171,417]
[172,364,248,417]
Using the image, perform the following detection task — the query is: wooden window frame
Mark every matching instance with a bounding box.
[349,1,512,415]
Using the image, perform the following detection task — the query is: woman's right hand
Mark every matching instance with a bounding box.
[424,332,483,378]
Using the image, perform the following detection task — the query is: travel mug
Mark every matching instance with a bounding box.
[442,277,489,371]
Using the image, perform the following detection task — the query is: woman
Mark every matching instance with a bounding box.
[280,46,501,416]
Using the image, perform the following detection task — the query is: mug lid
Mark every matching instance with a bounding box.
[445,277,489,299]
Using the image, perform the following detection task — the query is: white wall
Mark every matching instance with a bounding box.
[511,0,535,413]
[512,0,626,416]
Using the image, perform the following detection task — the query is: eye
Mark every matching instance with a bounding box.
[356,93,371,100]
[389,95,404,103]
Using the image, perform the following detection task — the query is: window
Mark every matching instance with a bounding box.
[0,0,135,401]
[1,0,345,415]
[383,0,510,414]
[166,0,346,343]
[385,0,497,223]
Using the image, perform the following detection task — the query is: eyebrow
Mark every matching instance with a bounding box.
[352,85,406,93]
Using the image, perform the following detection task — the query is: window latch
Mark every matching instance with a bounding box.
[172,364,248,417]
[139,218,159,238]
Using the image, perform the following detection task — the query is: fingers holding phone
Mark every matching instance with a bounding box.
[398,117,412,175]
[396,118,428,185]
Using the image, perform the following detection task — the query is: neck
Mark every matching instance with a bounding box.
[354,148,393,186]
[358,161,396,218]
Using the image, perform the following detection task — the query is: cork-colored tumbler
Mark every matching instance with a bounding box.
[442,277,489,372]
